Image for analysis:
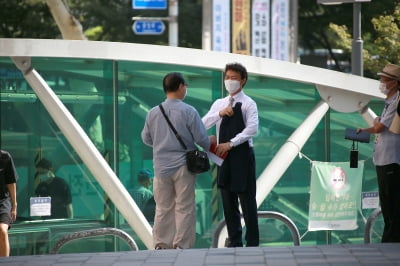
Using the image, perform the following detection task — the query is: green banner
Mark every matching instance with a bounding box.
[308,161,363,231]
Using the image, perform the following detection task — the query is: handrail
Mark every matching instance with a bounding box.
[51,227,138,254]
[211,211,301,248]
[364,207,382,244]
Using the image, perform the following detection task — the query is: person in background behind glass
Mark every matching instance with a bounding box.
[128,168,153,209]
[128,168,155,223]
[0,150,18,256]
[34,158,73,219]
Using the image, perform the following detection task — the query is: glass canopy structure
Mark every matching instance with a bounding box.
[0,38,384,255]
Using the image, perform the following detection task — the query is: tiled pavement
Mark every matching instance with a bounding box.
[0,243,399,266]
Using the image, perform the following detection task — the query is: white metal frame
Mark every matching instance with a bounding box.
[0,38,382,248]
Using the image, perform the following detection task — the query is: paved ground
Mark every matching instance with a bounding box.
[0,243,399,266]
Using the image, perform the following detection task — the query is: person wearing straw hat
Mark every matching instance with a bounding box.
[357,63,400,242]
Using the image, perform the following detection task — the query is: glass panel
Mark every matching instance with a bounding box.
[1,57,119,254]
[0,55,382,254]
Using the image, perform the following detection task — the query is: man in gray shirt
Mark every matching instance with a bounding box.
[142,72,213,249]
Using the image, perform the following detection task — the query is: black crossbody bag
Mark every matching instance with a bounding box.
[159,104,210,174]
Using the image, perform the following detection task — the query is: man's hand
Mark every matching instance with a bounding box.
[209,135,217,146]
[10,206,17,221]
[219,106,234,117]
[215,142,232,156]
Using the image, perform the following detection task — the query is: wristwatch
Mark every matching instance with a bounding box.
[229,141,234,148]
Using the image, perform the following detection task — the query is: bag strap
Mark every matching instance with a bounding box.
[159,104,187,150]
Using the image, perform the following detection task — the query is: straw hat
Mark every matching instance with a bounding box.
[377,64,400,81]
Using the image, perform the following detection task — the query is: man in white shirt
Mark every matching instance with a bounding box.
[202,63,259,247]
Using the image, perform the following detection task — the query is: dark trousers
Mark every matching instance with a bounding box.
[220,177,259,247]
[376,163,400,243]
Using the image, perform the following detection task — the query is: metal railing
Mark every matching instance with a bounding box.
[51,227,138,254]
[364,207,382,244]
[211,211,301,248]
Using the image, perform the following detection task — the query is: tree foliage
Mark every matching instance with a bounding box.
[366,3,400,74]
[323,2,400,77]
[66,0,202,47]
[0,0,202,47]
[0,0,59,38]
[298,0,400,77]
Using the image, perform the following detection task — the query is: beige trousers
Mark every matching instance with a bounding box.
[152,165,196,249]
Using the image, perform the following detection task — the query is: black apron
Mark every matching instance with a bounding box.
[218,102,253,193]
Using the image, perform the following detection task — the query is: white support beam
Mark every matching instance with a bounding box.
[359,106,378,127]
[256,100,330,207]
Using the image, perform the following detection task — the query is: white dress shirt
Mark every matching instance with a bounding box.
[202,91,258,147]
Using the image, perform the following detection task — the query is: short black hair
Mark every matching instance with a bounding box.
[225,63,248,87]
[36,158,52,170]
[163,72,186,93]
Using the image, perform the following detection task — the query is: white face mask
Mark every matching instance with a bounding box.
[224,79,241,94]
[181,83,187,100]
[379,82,391,95]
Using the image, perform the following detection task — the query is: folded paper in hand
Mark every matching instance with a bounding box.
[344,128,370,143]
[206,143,227,166]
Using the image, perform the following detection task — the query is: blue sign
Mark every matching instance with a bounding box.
[132,0,167,9]
[133,20,165,35]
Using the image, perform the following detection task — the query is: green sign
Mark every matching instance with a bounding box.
[308,161,363,231]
